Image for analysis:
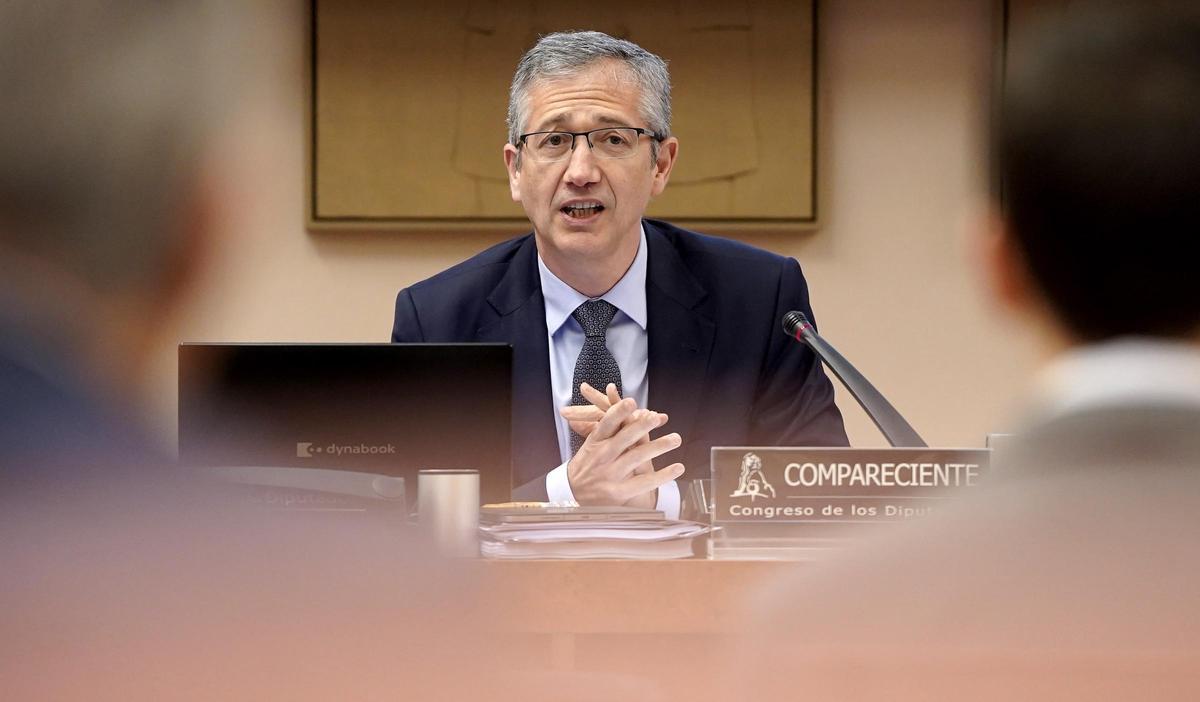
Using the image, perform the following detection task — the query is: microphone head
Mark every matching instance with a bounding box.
[782,310,811,338]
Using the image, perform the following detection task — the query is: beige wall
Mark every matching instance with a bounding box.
[149,0,1042,451]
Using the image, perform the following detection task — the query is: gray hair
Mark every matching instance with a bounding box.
[507,31,671,159]
[0,0,256,294]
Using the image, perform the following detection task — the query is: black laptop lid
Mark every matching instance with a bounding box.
[178,343,512,504]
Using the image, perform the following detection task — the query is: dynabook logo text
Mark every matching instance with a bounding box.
[296,442,397,458]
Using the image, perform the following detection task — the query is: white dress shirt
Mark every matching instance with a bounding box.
[537,225,681,518]
[1029,337,1200,422]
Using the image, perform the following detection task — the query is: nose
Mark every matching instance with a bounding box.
[561,135,602,188]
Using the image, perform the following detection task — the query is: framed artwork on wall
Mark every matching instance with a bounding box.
[308,0,818,232]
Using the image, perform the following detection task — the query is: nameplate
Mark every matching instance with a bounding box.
[711,447,989,525]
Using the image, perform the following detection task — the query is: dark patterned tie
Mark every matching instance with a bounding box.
[569,299,623,454]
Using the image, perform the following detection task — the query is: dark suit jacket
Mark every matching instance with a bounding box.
[0,323,168,498]
[391,219,849,498]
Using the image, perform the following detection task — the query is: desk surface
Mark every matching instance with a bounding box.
[472,558,803,635]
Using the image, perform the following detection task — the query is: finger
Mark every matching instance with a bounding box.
[605,383,622,406]
[589,397,638,442]
[567,419,599,438]
[607,410,670,456]
[611,432,682,477]
[560,405,605,422]
[596,408,666,434]
[609,429,686,480]
[604,408,666,437]
[632,410,669,445]
[580,382,613,411]
[616,463,685,502]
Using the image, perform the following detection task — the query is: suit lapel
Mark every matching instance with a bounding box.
[644,223,716,445]
[475,236,561,486]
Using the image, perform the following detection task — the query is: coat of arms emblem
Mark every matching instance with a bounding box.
[730,452,776,501]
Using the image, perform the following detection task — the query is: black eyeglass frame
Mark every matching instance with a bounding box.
[516,126,664,160]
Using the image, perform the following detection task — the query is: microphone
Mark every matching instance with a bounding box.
[783,311,927,448]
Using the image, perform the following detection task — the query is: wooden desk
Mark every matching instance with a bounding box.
[469,558,804,671]
[475,558,798,633]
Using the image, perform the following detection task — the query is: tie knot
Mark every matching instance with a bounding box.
[572,299,618,338]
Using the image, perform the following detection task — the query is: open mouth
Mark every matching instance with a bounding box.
[560,203,605,219]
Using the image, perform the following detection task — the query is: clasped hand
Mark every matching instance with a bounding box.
[559,383,684,509]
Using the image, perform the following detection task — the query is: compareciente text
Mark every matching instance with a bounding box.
[784,462,980,488]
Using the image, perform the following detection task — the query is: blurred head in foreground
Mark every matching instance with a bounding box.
[735,5,1200,701]
[986,1,1200,348]
[0,1,285,481]
[0,1,254,389]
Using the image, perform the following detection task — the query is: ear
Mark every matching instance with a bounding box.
[503,143,522,203]
[979,205,1035,315]
[155,169,220,313]
[649,136,678,197]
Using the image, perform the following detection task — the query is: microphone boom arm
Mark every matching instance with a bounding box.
[783,311,927,448]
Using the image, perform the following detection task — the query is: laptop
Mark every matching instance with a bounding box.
[178,343,512,506]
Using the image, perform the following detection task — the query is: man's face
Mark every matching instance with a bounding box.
[503,61,677,272]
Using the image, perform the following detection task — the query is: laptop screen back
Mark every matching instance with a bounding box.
[178,343,512,505]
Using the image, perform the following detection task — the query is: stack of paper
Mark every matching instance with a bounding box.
[479,518,709,560]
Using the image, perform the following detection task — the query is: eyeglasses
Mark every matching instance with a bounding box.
[517,126,662,163]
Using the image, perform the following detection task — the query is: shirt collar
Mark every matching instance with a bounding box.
[537,223,649,336]
[1030,336,1200,419]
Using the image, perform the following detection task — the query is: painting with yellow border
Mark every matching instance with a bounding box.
[310,0,816,231]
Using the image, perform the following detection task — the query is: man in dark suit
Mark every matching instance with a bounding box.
[392,31,847,511]
[735,6,1200,699]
